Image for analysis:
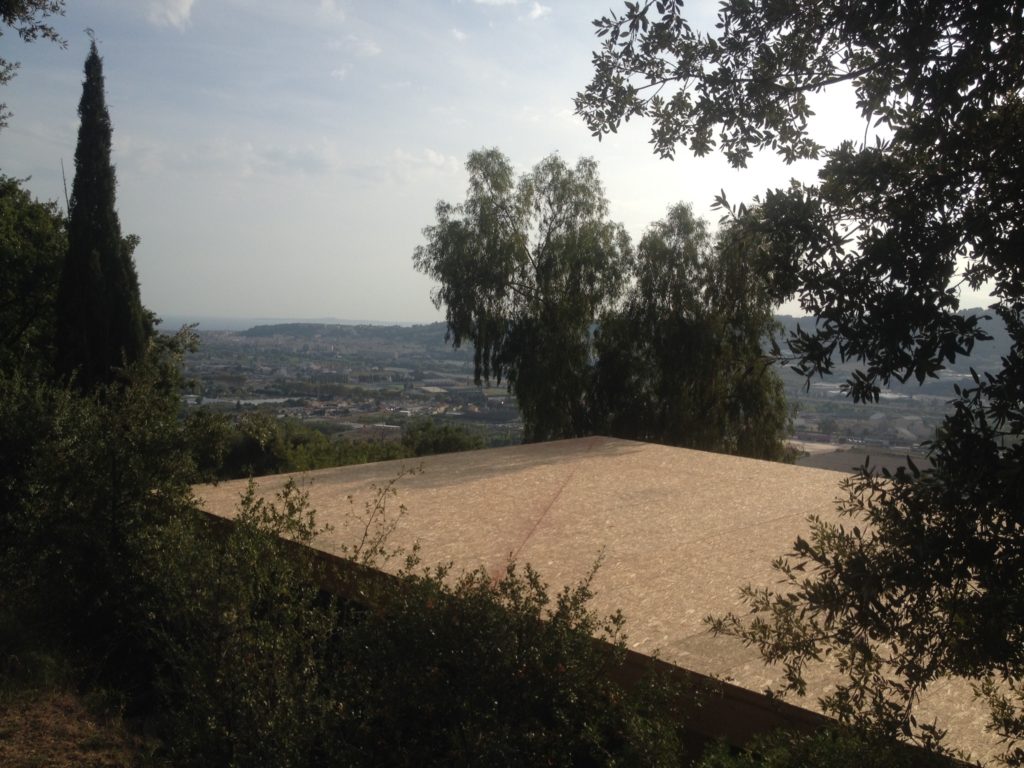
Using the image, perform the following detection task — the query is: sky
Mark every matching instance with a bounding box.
[0,0,924,325]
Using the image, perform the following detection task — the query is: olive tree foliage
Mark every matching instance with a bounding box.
[578,0,1024,760]
[414,148,631,442]
[0,0,65,128]
[593,203,789,459]
[577,0,1018,397]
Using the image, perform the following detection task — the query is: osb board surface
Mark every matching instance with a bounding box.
[195,436,995,762]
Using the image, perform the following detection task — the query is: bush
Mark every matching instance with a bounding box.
[147,480,337,767]
[146,475,692,767]
[336,560,689,766]
[696,726,953,768]
[0,331,196,692]
[401,417,484,457]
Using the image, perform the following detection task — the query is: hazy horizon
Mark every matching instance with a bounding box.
[1,1,992,323]
[1,0,889,325]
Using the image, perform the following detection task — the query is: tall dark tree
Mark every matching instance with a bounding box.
[56,40,148,390]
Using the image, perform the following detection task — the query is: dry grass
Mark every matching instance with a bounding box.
[0,689,164,768]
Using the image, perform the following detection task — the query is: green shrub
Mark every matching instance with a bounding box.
[1,331,196,691]
[147,480,337,767]
[696,726,954,768]
[401,417,484,457]
[333,559,690,767]
[147,475,692,767]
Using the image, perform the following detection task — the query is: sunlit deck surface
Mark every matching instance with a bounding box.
[195,436,994,761]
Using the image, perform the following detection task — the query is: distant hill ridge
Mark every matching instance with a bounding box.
[775,308,1010,376]
[239,321,453,347]
[235,310,1010,379]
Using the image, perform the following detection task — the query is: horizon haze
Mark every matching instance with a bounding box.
[0,1,990,323]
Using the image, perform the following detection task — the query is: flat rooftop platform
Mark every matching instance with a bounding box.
[195,436,994,761]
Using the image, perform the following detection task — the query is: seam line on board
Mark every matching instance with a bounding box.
[509,438,597,563]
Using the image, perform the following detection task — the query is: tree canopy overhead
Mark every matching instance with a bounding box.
[576,0,1023,164]
[0,0,65,128]
[579,1,1024,760]
[577,0,1022,400]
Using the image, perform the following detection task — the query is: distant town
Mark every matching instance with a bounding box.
[174,315,1010,474]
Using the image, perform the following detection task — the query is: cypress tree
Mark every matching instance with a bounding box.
[56,40,147,390]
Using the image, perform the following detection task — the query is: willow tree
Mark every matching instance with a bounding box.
[56,40,148,390]
[593,204,789,460]
[414,149,631,442]
[415,150,789,458]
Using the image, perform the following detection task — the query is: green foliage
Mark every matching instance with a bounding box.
[401,416,484,456]
[416,150,790,457]
[593,204,790,460]
[414,148,632,442]
[56,40,149,391]
[337,559,689,767]
[147,475,690,767]
[0,175,65,375]
[181,406,234,482]
[185,410,486,480]
[1,328,197,690]
[147,480,337,767]
[696,726,950,768]
[577,0,1018,400]
[579,0,1024,759]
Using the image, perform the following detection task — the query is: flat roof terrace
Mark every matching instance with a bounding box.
[195,436,995,762]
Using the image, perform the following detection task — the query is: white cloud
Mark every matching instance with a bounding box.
[346,34,381,57]
[330,67,349,81]
[527,2,550,20]
[472,0,519,5]
[318,0,346,23]
[451,28,467,42]
[390,147,462,181]
[148,0,195,29]
[134,136,349,180]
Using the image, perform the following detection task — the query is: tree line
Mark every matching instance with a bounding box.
[414,149,791,459]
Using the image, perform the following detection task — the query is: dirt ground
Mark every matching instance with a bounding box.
[0,690,161,768]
